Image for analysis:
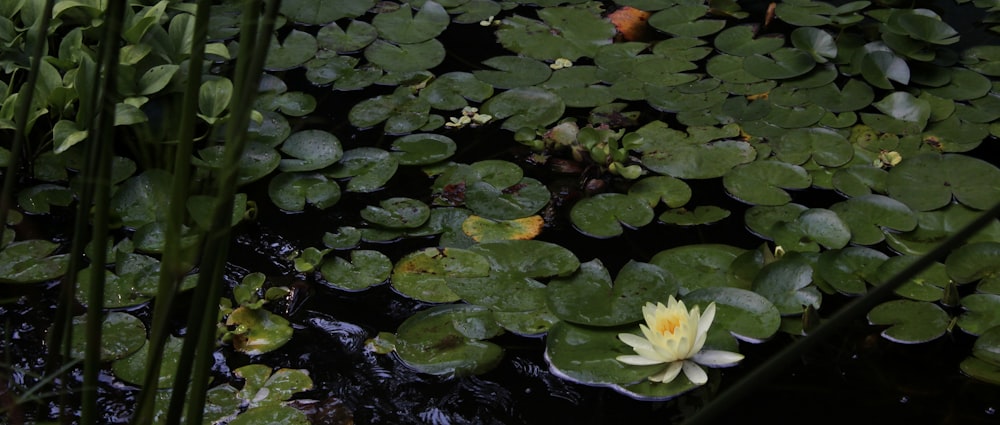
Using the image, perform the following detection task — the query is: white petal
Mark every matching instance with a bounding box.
[697,302,716,336]
[633,346,669,362]
[682,360,708,385]
[649,361,683,383]
[693,350,745,367]
[616,355,665,366]
[618,333,652,350]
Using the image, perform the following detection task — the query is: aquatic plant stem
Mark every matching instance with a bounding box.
[683,198,1000,425]
[132,0,214,422]
[79,1,126,424]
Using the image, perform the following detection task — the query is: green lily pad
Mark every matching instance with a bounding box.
[0,239,69,283]
[391,133,456,165]
[496,5,616,61]
[868,300,949,343]
[886,204,1000,256]
[317,20,378,53]
[650,244,748,293]
[267,172,341,212]
[394,304,504,376]
[946,242,1000,291]
[773,127,853,167]
[391,247,491,302]
[628,175,692,208]
[648,5,725,37]
[791,27,836,63]
[76,253,195,308]
[923,68,991,101]
[829,194,917,245]
[226,306,293,355]
[280,0,375,24]
[247,111,291,147]
[683,286,781,343]
[70,312,146,361]
[111,170,171,229]
[658,205,732,226]
[196,142,281,186]
[805,79,874,112]
[714,26,783,56]
[878,255,950,302]
[325,147,399,192]
[962,327,1000,384]
[480,87,565,131]
[832,165,888,197]
[348,87,432,134]
[419,72,494,110]
[464,177,549,220]
[364,38,446,73]
[361,197,430,229]
[744,48,816,80]
[547,259,676,326]
[958,294,1000,336]
[570,193,654,238]
[545,320,664,385]
[279,130,343,172]
[265,30,317,71]
[235,364,314,408]
[751,257,822,315]
[473,56,552,89]
[112,336,183,388]
[886,153,1000,211]
[723,160,812,206]
[923,115,990,153]
[372,1,449,44]
[229,407,310,425]
[859,49,910,89]
[320,250,392,291]
[816,247,888,296]
[323,226,363,250]
[641,139,756,179]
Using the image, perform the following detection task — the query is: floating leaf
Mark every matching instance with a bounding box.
[265,30,317,71]
[496,5,616,61]
[648,5,725,37]
[886,153,1000,211]
[545,320,664,385]
[878,255,950,302]
[390,133,456,165]
[658,205,731,226]
[361,197,430,229]
[317,20,378,53]
[946,242,1000,291]
[480,87,565,131]
[17,184,73,215]
[0,239,69,284]
[628,175,692,208]
[683,287,781,343]
[372,1,449,44]
[280,0,375,24]
[364,38,446,73]
[473,56,552,89]
[771,208,852,252]
[791,27,836,62]
[773,127,853,167]
[886,204,1000,256]
[419,72,494,110]
[326,147,399,192]
[723,160,812,206]
[570,193,654,238]
[279,130,343,172]
[744,48,816,80]
[752,257,821,315]
[112,336,183,388]
[394,304,504,376]
[816,247,888,295]
[320,250,392,291]
[391,247,491,302]
[962,327,1000,384]
[868,300,949,343]
[267,172,341,212]
[714,26,783,56]
[70,312,146,361]
[650,244,748,293]
[829,194,917,245]
[547,259,676,326]
[641,140,756,179]
[461,215,543,242]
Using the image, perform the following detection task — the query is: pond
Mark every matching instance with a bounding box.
[2,0,1000,423]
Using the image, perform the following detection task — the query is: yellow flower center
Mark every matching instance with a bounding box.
[655,313,684,336]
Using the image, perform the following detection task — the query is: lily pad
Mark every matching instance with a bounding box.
[714,26,783,56]
[816,247,888,296]
[886,204,1000,256]
[628,175,692,208]
[320,250,392,291]
[545,320,664,385]
[751,257,822,315]
[364,38,446,73]
[547,260,676,326]
[390,133,456,165]
[280,0,375,24]
[317,20,378,53]
[649,244,748,293]
[391,247,491,302]
[70,312,146,361]
[771,208,852,252]
[279,130,343,172]
[265,30,317,71]
[267,172,341,212]
[946,242,1000,291]
[473,56,552,89]
[235,364,314,408]
[958,294,1000,336]
[648,5,725,37]
[744,48,816,80]
[112,336,184,388]
[886,153,1000,211]
[325,147,399,193]
[372,1,449,44]
[480,87,565,131]
[773,127,853,167]
[658,206,732,226]
[868,300,949,343]
[394,304,504,376]
[0,239,69,284]
[723,160,812,206]
[361,197,430,229]
[461,215,544,242]
[496,5,616,61]
[829,194,917,245]
[226,306,293,355]
[962,327,1000,384]
[641,139,756,179]
[464,178,550,220]
[878,255,950,302]
[570,193,654,238]
[419,72,494,110]
[683,287,781,343]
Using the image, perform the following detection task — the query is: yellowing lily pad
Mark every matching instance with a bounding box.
[391,247,491,302]
[461,215,543,242]
[226,306,293,355]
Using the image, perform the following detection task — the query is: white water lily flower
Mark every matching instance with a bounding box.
[617,297,744,385]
